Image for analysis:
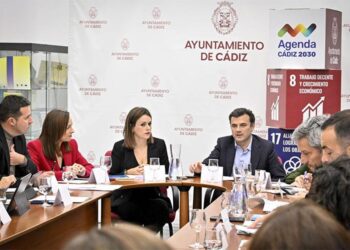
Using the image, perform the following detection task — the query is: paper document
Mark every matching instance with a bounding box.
[59,179,89,184]
[263,199,289,212]
[235,225,257,235]
[68,184,121,191]
[223,176,234,181]
[31,195,90,203]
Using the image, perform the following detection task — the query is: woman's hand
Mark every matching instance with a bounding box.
[126,165,144,175]
[67,164,86,177]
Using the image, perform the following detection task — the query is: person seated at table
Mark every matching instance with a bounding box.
[109,107,171,233]
[27,109,92,181]
[285,115,328,189]
[189,108,285,179]
[248,199,350,250]
[306,156,350,230]
[64,223,172,250]
[0,95,38,182]
[321,109,350,164]
[250,156,350,230]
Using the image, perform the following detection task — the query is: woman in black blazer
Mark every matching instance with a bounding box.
[110,107,170,232]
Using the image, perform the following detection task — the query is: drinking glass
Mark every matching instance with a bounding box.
[62,171,74,190]
[169,144,182,180]
[100,155,112,170]
[207,159,219,182]
[150,157,160,165]
[230,182,247,218]
[254,170,266,194]
[208,159,218,166]
[149,157,160,180]
[233,164,245,182]
[189,209,206,249]
[0,188,7,204]
[208,166,219,183]
[62,171,74,183]
[245,176,255,197]
[244,163,253,177]
[204,228,223,250]
[220,192,231,210]
[38,177,52,207]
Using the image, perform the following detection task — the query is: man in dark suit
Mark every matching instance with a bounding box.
[190,108,285,180]
[0,95,37,181]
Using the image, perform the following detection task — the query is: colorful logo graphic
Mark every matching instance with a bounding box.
[278,23,317,37]
[283,156,301,174]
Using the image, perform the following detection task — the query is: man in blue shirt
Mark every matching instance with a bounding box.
[189,108,285,180]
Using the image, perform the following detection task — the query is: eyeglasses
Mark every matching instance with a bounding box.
[308,118,323,128]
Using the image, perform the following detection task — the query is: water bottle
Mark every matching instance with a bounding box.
[230,179,248,217]
[169,144,182,180]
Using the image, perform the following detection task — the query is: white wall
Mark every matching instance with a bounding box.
[0,0,68,45]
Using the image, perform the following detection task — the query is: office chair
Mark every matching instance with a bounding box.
[104,151,179,237]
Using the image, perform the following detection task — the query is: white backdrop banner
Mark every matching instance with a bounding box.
[69,0,350,174]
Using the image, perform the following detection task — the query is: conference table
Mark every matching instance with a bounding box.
[0,177,227,249]
[167,190,250,250]
[167,184,292,250]
[111,177,227,228]
[0,190,112,250]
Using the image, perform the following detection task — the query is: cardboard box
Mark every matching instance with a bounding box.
[268,8,342,69]
[267,128,301,174]
[266,69,341,129]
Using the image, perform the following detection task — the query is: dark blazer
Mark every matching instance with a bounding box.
[202,134,285,180]
[109,137,169,208]
[110,137,169,175]
[0,126,37,180]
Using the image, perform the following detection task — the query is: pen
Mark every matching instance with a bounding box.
[303,171,309,182]
[278,178,283,198]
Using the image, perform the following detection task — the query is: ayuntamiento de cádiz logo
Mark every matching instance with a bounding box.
[212,1,238,35]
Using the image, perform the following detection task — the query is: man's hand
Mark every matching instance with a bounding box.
[292,173,312,190]
[0,175,16,189]
[248,214,270,229]
[9,145,26,166]
[189,162,202,174]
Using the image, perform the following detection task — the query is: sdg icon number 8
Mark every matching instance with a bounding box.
[289,74,296,87]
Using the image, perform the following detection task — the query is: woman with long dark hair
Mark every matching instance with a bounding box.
[28,109,92,180]
[110,107,170,232]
